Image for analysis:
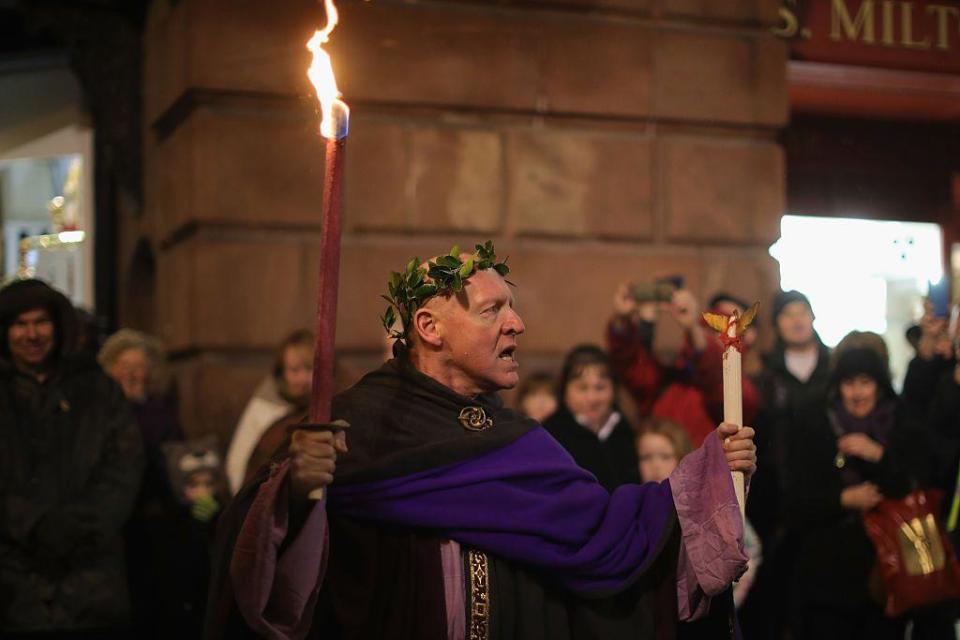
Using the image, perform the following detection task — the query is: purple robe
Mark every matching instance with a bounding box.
[215,357,747,639]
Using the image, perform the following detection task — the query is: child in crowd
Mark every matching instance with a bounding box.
[635,416,693,483]
[515,370,558,423]
[139,438,228,639]
[544,345,640,492]
[636,417,761,608]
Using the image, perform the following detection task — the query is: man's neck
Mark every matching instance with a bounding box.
[785,341,818,356]
[408,350,485,398]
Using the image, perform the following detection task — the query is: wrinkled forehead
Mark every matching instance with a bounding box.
[420,266,514,314]
[464,269,514,306]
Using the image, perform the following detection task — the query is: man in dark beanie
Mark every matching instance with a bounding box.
[762,290,832,417]
[739,289,832,639]
[0,279,144,635]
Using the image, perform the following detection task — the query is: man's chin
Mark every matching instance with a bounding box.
[482,372,519,392]
[497,372,520,390]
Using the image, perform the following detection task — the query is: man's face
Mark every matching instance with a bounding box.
[8,308,55,371]
[777,301,815,347]
[436,269,526,394]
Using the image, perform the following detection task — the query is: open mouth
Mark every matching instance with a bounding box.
[498,345,517,362]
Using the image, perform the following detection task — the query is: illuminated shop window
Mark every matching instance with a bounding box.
[770,215,944,390]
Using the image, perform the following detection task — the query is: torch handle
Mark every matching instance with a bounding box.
[307,136,347,501]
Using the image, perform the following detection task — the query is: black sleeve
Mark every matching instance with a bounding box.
[927,379,960,492]
[781,410,846,531]
[902,356,952,421]
[861,407,935,500]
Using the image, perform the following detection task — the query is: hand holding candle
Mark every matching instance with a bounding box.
[703,302,759,522]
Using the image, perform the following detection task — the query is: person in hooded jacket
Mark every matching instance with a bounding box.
[0,279,144,635]
[783,347,932,639]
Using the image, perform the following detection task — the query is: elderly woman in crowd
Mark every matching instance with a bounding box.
[99,329,184,637]
[782,347,933,639]
[543,344,639,492]
[99,329,182,455]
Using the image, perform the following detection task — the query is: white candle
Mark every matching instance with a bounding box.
[723,319,746,522]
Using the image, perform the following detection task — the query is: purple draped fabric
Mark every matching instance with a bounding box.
[329,427,675,594]
[231,428,746,638]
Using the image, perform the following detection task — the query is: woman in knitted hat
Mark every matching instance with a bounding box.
[782,347,933,639]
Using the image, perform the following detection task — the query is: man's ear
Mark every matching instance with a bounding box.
[413,305,443,349]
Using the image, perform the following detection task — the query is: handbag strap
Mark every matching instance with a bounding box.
[947,462,960,532]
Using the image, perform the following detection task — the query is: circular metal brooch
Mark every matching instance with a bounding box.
[459,406,494,432]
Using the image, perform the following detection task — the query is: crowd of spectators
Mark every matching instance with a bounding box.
[1,274,957,639]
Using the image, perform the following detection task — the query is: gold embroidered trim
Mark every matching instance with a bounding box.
[467,549,490,640]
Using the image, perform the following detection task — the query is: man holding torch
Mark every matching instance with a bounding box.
[207,244,756,640]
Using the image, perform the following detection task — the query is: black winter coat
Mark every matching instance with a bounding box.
[903,355,955,423]
[747,340,832,542]
[544,407,640,492]
[782,402,932,609]
[0,355,144,632]
[927,372,960,494]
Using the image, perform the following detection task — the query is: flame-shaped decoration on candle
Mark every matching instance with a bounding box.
[306,0,349,140]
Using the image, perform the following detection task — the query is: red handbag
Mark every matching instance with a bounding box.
[863,489,960,616]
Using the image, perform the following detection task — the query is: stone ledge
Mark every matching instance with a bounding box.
[145,0,785,128]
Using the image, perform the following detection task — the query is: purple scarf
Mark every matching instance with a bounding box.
[329,427,675,596]
[834,398,896,446]
[832,398,896,487]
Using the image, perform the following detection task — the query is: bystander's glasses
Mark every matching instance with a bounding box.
[0,279,144,635]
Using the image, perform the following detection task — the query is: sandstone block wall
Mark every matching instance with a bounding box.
[138,0,788,441]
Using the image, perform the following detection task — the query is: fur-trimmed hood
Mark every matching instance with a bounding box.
[0,278,78,366]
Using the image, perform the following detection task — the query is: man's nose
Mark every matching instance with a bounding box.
[504,308,525,335]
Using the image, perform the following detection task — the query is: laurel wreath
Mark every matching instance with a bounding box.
[380,241,510,341]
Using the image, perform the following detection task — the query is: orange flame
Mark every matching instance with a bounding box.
[307,0,349,139]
